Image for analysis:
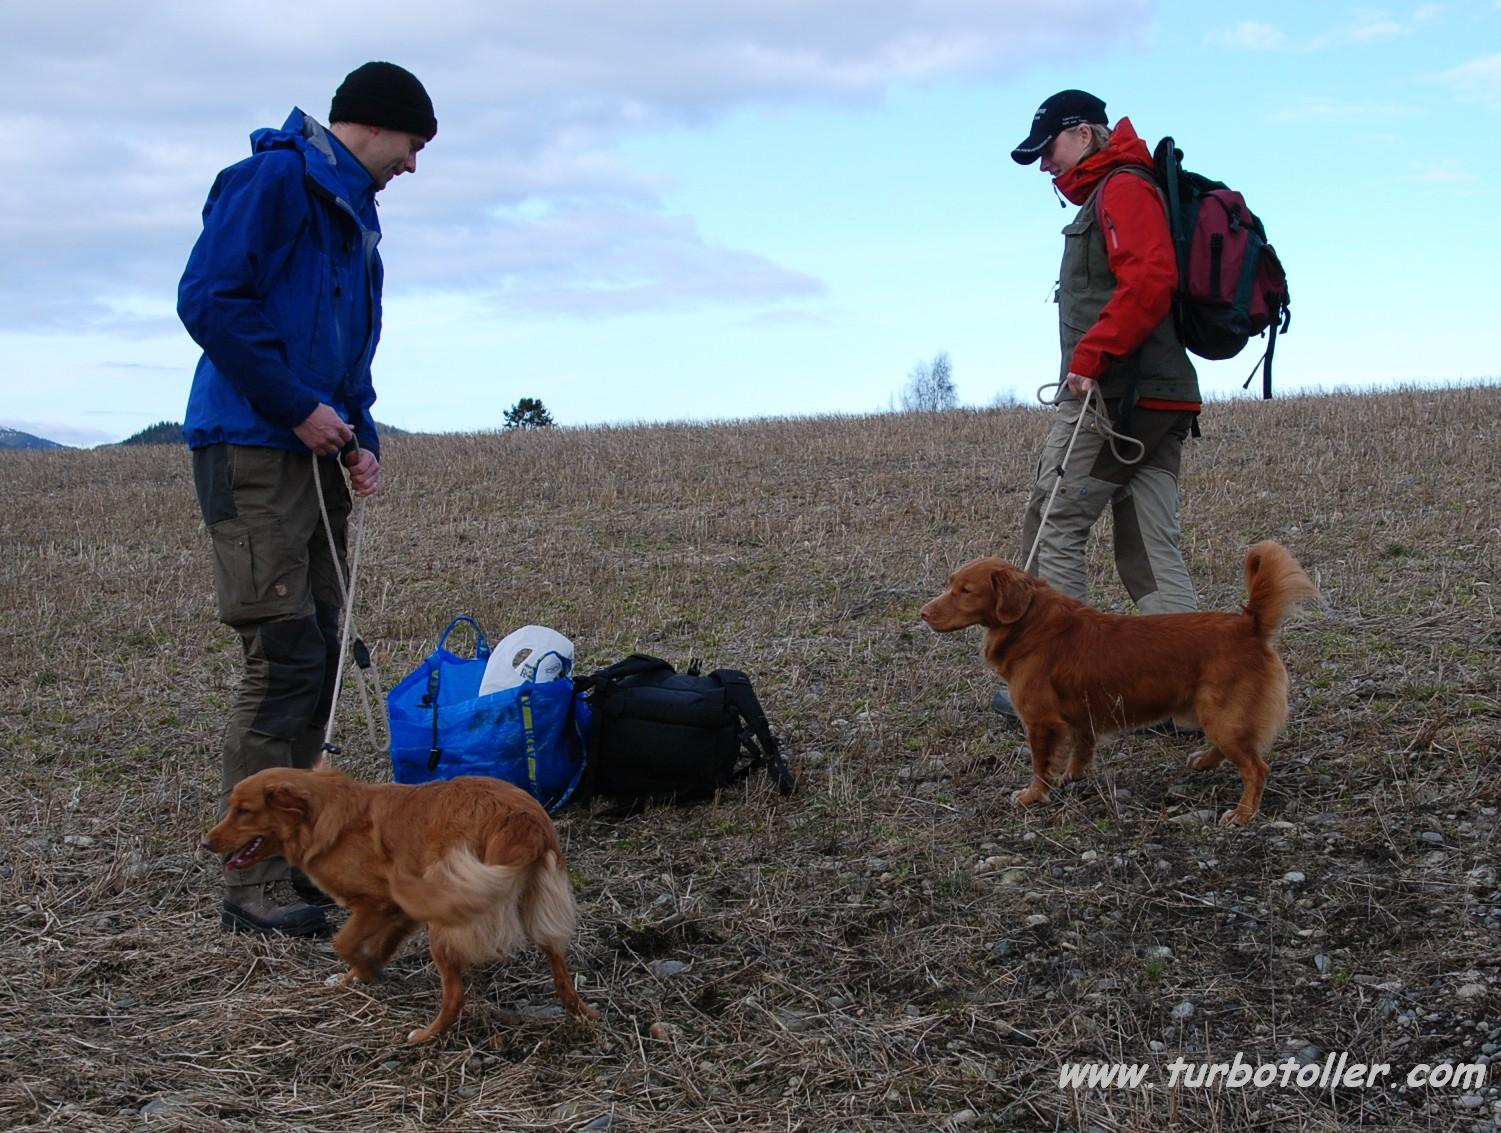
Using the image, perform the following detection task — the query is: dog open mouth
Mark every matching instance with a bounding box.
[225,836,268,871]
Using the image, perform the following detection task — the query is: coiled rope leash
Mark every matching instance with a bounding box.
[1022,383,1146,574]
[312,447,388,763]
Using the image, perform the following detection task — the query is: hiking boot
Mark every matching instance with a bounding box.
[289,868,335,908]
[222,883,329,937]
[990,689,1022,727]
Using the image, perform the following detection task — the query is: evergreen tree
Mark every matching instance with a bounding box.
[502,398,557,430]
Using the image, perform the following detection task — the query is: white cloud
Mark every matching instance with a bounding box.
[1209,21,1287,50]
[1210,6,1448,53]
[1406,159,1478,184]
[0,0,1149,333]
[1338,13,1408,44]
[1268,98,1413,121]
[1433,52,1501,109]
[399,202,826,315]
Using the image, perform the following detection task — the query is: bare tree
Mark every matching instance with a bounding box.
[899,351,958,412]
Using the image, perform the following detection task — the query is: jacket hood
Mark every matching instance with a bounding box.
[1054,117,1153,206]
[250,108,374,210]
[248,108,313,158]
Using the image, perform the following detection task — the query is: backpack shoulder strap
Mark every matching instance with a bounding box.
[711,669,796,795]
[1092,164,1165,227]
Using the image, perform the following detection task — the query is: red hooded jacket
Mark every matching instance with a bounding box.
[1053,118,1199,412]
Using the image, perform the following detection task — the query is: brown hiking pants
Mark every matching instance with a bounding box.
[193,444,350,887]
[1019,400,1199,614]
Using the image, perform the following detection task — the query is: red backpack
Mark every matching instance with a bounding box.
[1101,138,1290,398]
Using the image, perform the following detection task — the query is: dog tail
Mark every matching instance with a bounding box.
[522,850,579,952]
[391,849,528,927]
[1243,541,1319,640]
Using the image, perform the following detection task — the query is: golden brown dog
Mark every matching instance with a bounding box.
[921,541,1317,825]
[201,767,598,1042]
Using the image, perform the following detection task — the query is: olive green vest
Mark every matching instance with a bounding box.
[1057,175,1199,404]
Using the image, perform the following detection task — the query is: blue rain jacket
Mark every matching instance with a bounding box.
[180,109,383,457]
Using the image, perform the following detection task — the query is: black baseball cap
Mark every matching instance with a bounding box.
[1010,89,1107,165]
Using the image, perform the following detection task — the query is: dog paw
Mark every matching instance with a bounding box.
[326,970,360,988]
[1218,808,1253,827]
[1011,785,1048,807]
[406,1026,437,1045]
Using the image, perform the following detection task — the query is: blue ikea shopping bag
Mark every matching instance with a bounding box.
[387,616,589,811]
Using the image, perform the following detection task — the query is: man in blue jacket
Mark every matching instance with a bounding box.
[179,62,436,936]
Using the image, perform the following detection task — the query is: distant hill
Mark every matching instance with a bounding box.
[0,426,68,450]
[117,420,411,446]
[118,421,183,446]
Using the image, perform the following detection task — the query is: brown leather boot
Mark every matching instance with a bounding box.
[289,868,335,908]
[222,883,329,937]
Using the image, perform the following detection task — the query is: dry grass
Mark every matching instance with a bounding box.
[1,385,1499,1132]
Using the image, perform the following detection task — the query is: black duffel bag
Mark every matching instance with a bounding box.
[575,654,795,803]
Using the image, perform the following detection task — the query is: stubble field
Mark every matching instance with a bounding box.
[1,385,1499,1132]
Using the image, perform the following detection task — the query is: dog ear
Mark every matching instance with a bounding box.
[266,784,310,818]
[990,566,1035,624]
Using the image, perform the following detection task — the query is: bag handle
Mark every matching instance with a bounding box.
[712,669,796,796]
[575,653,674,693]
[424,616,489,774]
[523,649,573,682]
[436,615,490,659]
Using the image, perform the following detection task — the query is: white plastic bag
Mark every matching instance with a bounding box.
[478,625,575,696]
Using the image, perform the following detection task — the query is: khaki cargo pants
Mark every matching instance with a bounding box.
[1019,400,1199,614]
[193,444,350,887]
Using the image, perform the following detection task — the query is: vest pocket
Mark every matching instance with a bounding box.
[207,515,309,626]
[1061,217,1094,291]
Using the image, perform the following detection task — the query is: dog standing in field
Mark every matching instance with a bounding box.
[201,768,598,1043]
[921,541,1318,825]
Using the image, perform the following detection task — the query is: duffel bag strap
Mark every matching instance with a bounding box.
[519,687,588,813]
[422,668,443,772]
[712,669,796,795]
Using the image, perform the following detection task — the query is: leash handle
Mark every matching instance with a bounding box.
[1022,386,1095,575]
[313,453,389,764]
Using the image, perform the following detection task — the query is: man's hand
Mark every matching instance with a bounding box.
[294,403,354,455]
[1065,371,1099,399]
[343,447,381,497]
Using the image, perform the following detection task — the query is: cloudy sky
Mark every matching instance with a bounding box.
[2,1,1496,445]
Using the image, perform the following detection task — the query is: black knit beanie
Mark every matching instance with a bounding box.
[329,61,437,141]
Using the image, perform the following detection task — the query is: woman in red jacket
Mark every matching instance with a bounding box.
[995,90,1201,717]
